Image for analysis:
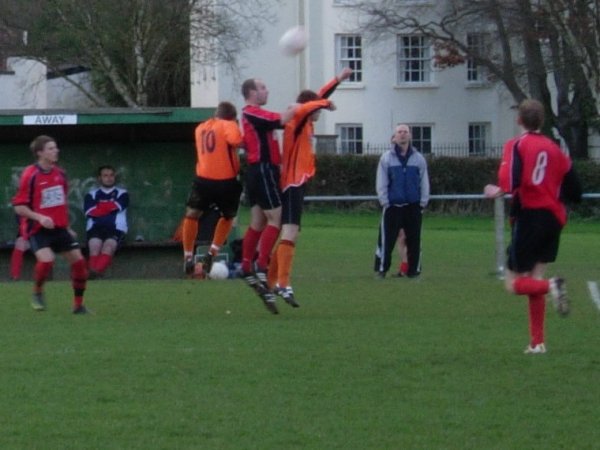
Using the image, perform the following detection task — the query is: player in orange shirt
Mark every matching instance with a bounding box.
[182,101,244,276]
[267,68,352,307]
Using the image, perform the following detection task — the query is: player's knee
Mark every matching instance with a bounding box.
[185,208,201,219]
[504,277,516,294]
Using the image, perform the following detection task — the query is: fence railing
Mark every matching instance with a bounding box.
[324,143,505,158]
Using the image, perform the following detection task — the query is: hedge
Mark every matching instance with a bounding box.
[304,155,600,217]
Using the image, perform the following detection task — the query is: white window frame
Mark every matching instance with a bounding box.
[466,33,486,83]
[468,123,489,155]
[336,34,363,83]
[397,34,432,84]
[337,124,364,155]
[409,125,433,154]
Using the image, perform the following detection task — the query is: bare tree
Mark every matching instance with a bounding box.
[343,0,600,158]
[0,0,277,107]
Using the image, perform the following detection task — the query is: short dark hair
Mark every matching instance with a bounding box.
[518,99,545,131]
[97,165,116,177]
[30,135,55,157]
[241,79,257,99]
[216,101,237,121]
[296,89,318,103]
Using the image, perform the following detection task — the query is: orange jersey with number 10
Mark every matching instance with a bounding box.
[195,118,243,180]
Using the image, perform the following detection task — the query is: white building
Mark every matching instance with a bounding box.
[190,0,519,156]
[0,56,95,110]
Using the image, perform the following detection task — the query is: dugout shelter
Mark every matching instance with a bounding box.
[0,107,238,279]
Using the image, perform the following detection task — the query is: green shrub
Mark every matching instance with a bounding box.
[307,155,600,217]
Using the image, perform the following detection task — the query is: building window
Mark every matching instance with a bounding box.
[410,125,432,154]
[469,123,488,155]
[336,34,362,83]
[337,124,363,154]
[397,35,431,83]
[467,33,485,82]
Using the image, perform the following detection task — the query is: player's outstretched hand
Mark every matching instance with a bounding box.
[337,67,353,82]
[484,184,502,199]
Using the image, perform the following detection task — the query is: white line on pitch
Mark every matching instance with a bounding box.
[587,281,600,312]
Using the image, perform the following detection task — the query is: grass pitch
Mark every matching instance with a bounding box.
[1,213,599,449]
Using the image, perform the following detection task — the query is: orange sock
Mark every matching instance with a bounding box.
[212,218,234,251]
[182,217,199,255]
[276,240,295,288]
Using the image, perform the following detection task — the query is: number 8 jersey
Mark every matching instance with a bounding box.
[12,164,70,236]
[498,131,572,226]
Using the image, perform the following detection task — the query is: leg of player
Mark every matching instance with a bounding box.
[182,208,201,276]
[95,238,118,275]
[255,206,281,282]
[31,247,54,311]
[274,224,300,308]
[505,263,563,354]
[202,216,235,274]
[395,229,408,277]
[241,205,266,275]
[87,236,103,277]
[10,236,30,281]
[64,249,89,314]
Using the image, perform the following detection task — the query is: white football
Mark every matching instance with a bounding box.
[209,261,229,280]
[278,26,308,56]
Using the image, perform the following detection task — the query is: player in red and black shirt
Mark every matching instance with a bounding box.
[484,99,581,354]
[239,78,296,313]
[12,135,89,314]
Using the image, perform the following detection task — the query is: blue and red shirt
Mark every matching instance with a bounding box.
[84,186,129,233]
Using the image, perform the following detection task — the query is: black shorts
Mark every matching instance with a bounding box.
[86,225,126,244]
[186,177,242,218]
[281,185,306,226]
[29,228,80,254]
[245,163,281,210]
[507,209,562,273]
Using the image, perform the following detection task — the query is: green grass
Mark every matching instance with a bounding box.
[1,212,599,449]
